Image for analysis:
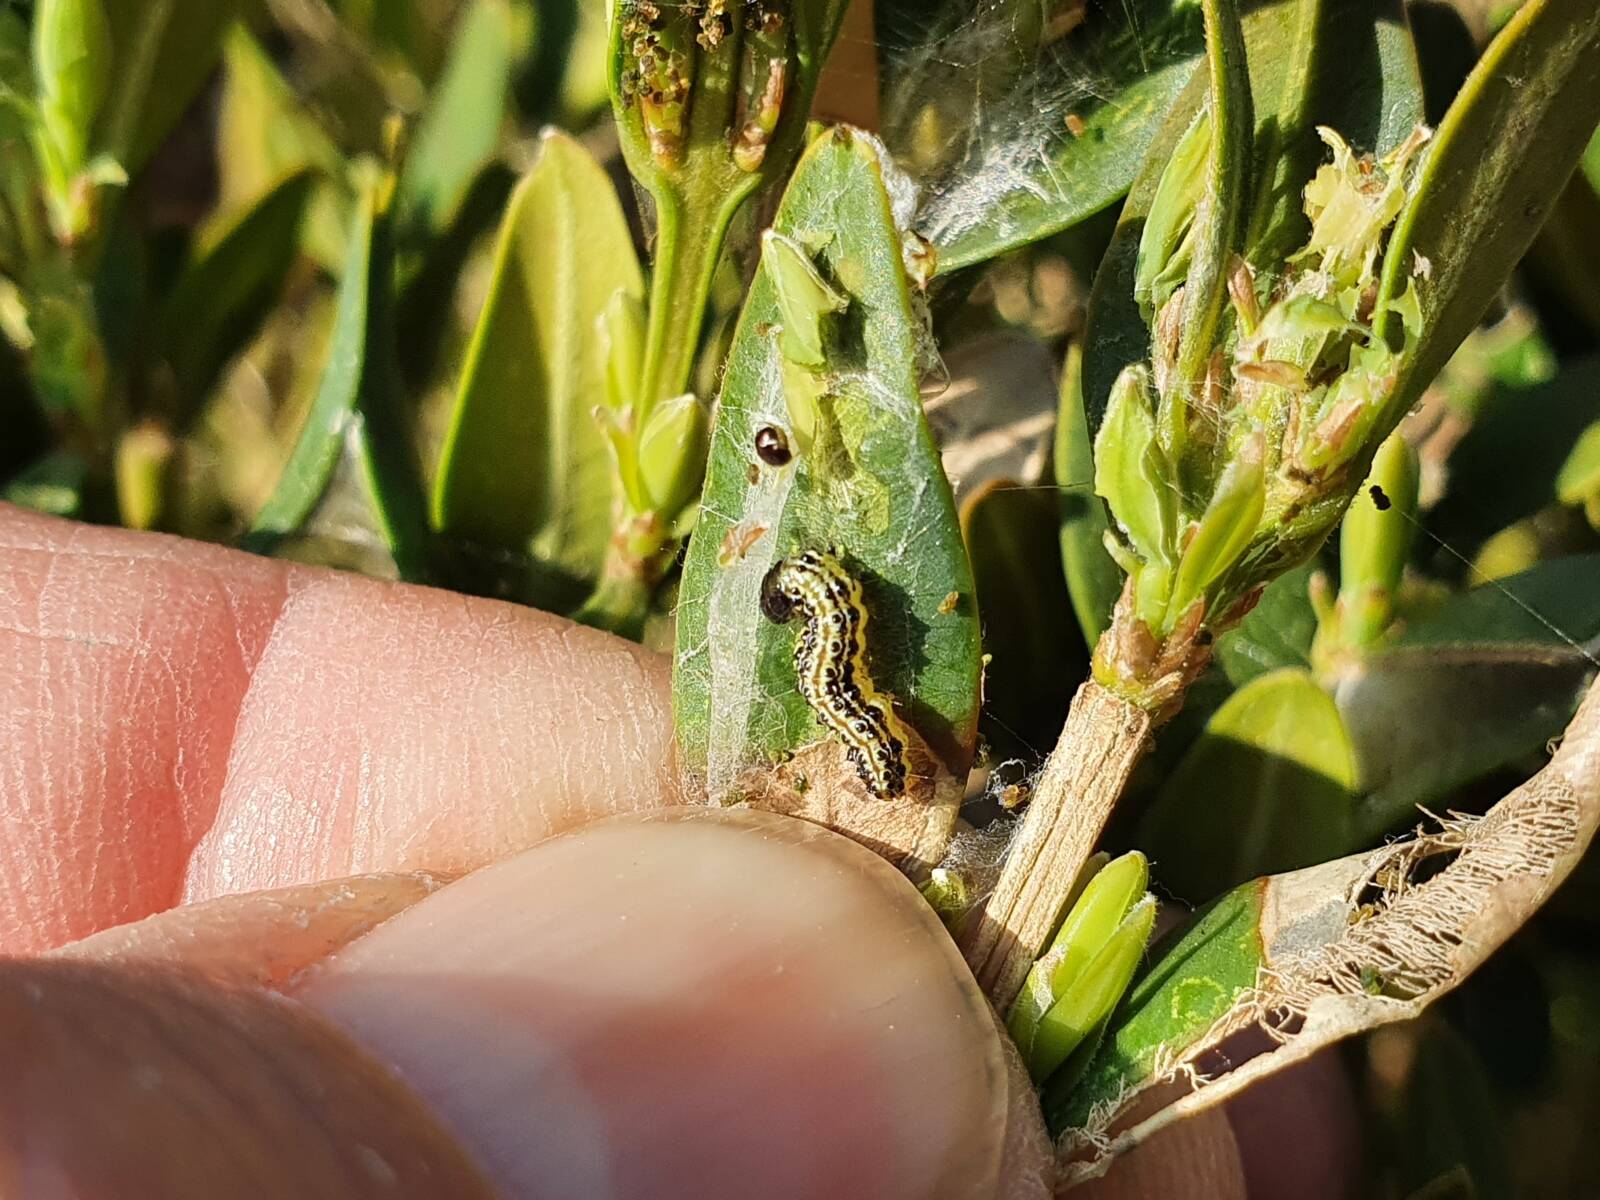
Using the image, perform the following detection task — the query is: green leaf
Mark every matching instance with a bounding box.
[1094,364,1168,566]
[1168,0,1253,412]
[1430,354,1600,548]
[1168,435,1266,621]
[1374,0,1600,428]
[673,128,980,787]
[397,0,514,239]
[1049,880,1266,1132]
[1082,0,1424,436]
[1337,555,1600,840]
[247,170,431,581]
[32,0,112,174]
[217,26,348,271]
[158,170,314,424]
[431,130,644,611]
[901,0,1208,274]
[1056,341,1121,649]
[1141,667,1359,900]
[1214,560,1318,684]
[99,0,241,175]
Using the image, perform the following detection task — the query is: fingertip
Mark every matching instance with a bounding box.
[296,808,1050,1200]
[0,957,496,1198]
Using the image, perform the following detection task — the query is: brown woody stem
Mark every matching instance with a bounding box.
[959,680,1154,1011]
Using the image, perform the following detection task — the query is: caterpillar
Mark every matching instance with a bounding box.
[760,548,911,800]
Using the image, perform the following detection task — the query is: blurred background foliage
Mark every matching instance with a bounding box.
[2,0,1600,1194]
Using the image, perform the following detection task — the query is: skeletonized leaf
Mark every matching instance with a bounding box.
[673,128,979,872]
[1056,676,1600,1185]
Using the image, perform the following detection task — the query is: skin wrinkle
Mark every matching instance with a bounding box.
[0,506,289,952]
[182,539,680,901]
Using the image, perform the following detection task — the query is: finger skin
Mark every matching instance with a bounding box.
[0,506,285,952]
[1071,1109,1246,1200]
[36,812,1265,1200]
[297,808,1054,1200]
[50,871,454,988]
[0,504,678,952]
[0,958,498,1199]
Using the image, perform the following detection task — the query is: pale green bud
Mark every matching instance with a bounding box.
[1027,894,1157,1083]
[115,422,174,531]
[636,391,707,518]
[1007,851,1150,1065]
[1556,417,1600,530]
[599,288,647,413]
[1341,432,1419,605]
[33,0,111,174]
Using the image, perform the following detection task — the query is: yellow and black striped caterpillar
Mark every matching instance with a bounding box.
[760,548,911,799]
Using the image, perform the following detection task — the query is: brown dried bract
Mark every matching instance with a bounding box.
[724,725,961,878]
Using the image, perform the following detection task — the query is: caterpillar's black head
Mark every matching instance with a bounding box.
[760,561,798,623]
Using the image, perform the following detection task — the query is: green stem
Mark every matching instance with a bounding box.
[1168,0,1252,443]
[638,187,737,408]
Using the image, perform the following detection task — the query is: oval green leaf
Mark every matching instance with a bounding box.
[1141,666,1359,901]
[1336,554,1600,841]
[673,128,980,791]
[431,129,644,612]
[397,0,514,240]
[100,0,240,174]
[158,169,314,425]
[1374,0,1600,426]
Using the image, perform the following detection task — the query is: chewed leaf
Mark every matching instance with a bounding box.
[1056,677,1600,1185]
[1082,0,1424,436]
[673,128,979,871]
